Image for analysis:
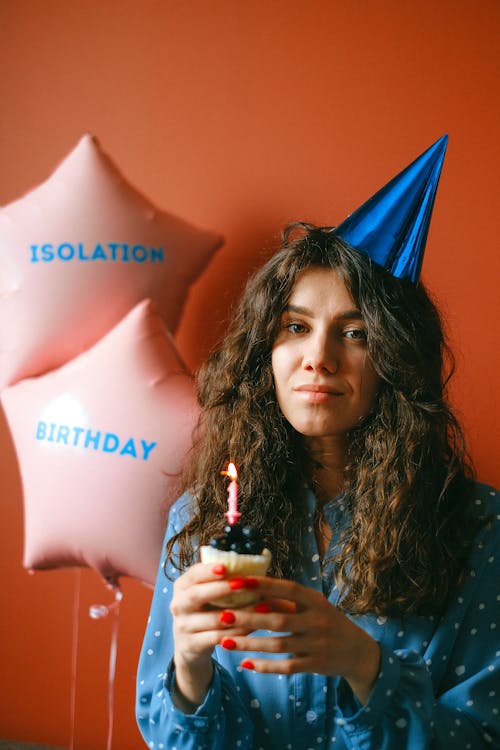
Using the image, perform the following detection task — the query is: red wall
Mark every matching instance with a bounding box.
[1,1,498,747]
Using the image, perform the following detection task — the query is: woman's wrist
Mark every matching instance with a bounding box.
[344,635,381,705]
[172,675,206,714]
[172,654,214,713]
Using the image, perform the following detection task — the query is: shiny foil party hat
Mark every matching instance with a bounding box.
[334,135,448,282]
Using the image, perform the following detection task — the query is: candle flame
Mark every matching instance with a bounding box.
[222,462,238,480]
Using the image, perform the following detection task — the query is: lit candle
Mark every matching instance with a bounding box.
[224,462,241,525]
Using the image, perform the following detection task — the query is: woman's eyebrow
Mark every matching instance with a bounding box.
[283,303,313,316]
[284,303,363,320]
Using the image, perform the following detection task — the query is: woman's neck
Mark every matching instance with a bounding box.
[305,436,348,506]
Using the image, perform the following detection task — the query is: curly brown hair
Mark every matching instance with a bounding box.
[166,223,482,617]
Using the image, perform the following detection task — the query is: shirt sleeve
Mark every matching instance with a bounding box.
[135,497,254,749]
[333,490,500,750]
[335,646,498,749]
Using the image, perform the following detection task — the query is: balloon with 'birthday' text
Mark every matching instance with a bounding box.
[1,299,200,587]
[0,133,223,390]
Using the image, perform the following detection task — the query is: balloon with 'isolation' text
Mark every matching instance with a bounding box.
[1,299,199,587]
[0,134,223,389]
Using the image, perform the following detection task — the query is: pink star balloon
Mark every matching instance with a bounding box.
[1,299,199,587]
[0,134,223,389]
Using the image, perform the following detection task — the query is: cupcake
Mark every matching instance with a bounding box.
[200,524,271,608]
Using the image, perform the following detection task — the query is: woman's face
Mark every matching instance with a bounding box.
[271,267,381,442]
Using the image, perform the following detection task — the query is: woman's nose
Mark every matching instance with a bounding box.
[303,334,339,374]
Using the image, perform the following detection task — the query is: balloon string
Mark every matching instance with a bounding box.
[69,569,82,750]
[89,588,123,750]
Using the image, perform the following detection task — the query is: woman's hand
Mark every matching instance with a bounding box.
[218,575,381,704]
[170,563,253,710]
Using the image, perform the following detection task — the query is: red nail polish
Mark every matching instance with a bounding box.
[253,602,271,613]
[212,564,226,575]
[240,659,255,670]
[228,577,245,590]
[221,637,237,650]
[219,610,236,625]
[244,577,259,589]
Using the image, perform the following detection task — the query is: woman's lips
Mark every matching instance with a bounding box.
[294,384,343,402]
[295,384,343,394]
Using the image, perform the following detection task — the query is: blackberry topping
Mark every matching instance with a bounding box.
[209,524,264,554]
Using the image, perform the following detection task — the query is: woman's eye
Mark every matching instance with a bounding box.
[285,322,307,334]
[344,328,368,340]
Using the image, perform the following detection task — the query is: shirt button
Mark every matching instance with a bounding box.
[306,710,317,723]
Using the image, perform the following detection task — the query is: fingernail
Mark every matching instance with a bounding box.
[212,564,226,575]
[240,659,255,670]
[221,637,237,650]
[219,610,236,625]
[253,602,271,613]
[228,577,245,590]
[244,577,259,589]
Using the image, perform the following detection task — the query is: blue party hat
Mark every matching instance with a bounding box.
[334,135,448,282]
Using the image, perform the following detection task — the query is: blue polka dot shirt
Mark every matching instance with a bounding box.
[136,482,500,749]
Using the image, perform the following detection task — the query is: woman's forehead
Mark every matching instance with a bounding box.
[288,266,356,306]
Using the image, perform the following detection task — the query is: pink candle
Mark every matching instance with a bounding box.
[224,462,241,525]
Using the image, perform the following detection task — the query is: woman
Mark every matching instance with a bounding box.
[137,139,499,749]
